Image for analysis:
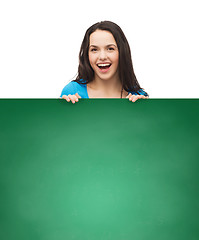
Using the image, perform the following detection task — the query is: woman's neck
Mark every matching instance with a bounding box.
[89,75,122,95]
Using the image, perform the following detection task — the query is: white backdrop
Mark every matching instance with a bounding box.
[0,0,198,98]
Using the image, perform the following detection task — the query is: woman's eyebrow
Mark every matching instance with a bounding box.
[89,44,117,48]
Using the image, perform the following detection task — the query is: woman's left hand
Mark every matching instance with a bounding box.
[126,93,149,102]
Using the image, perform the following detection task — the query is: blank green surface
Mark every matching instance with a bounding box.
[0,99,199,240]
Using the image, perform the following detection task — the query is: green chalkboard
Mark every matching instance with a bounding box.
[0,99,199,240]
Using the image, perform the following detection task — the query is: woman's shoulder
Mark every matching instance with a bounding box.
[60,81,77,96]
[60,79,88,98]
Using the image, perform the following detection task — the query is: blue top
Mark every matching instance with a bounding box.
[60,79,148,98]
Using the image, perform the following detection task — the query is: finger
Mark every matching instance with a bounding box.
[62,95,67,99]
[68,95,77,104]
[136,95,148,99]
[126,93,132,98]
[73,94,79,102]
[131,95,139,102]
[129,94,137,101]
[62,95,70,102]
[75,93,81,99]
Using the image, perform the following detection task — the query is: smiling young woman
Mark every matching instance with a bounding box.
[60,21,149,103]
[87,29,126,98]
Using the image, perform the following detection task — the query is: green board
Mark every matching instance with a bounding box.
[0,99,199,240]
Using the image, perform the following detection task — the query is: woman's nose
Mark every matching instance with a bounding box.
[99,50,107,60]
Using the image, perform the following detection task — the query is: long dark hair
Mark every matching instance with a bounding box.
[73,20,148,96]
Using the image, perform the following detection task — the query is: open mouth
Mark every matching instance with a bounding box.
[97,63,112,70]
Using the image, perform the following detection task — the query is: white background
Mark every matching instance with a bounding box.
[0,0,198,98]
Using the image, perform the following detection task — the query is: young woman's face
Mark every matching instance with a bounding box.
[88,30,119,81]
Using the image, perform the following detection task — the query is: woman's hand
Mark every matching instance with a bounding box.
[61,93,81,104]
[126,93,149,102]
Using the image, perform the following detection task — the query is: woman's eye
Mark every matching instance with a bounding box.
[108,47,114,51]
[91,48,97,52]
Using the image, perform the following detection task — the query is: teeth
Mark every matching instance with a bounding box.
[97,63,111,67]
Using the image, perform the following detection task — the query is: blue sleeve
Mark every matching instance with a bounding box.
[129,89,149,96]
[60,82,77,97]
[138,89,149,96]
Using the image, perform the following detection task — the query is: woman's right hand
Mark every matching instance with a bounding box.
[61,93,81,104]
